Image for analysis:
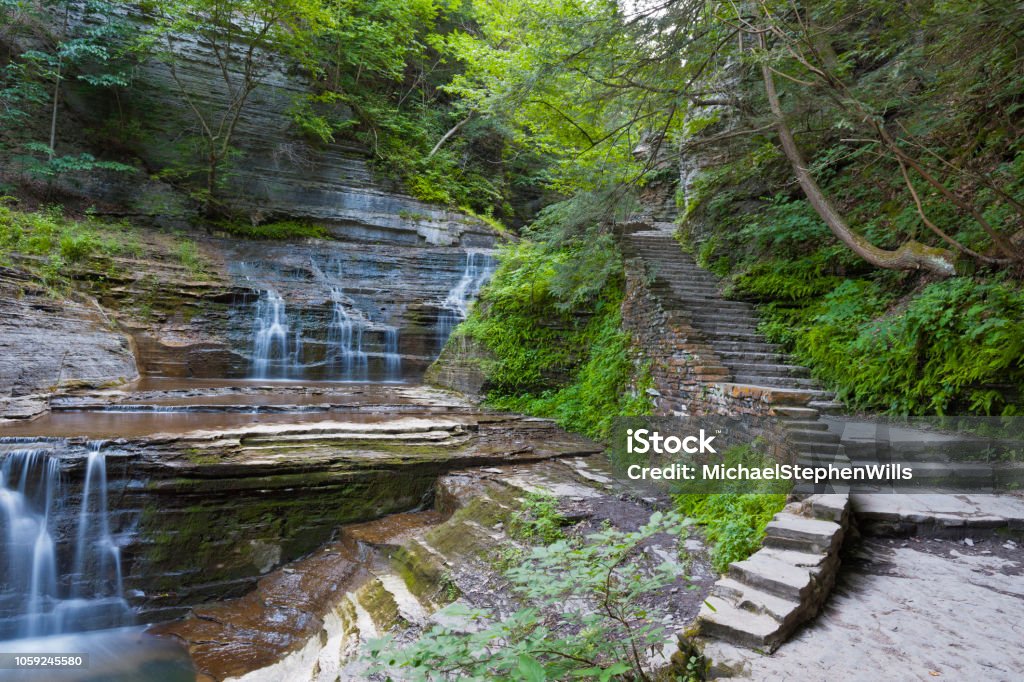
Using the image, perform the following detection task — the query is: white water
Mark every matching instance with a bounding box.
[0,442,128,641]
[436,251,496,350]
[383,326,402,381]
[328,288,369,380]
[327,289,403,382]
[251,289,295,379]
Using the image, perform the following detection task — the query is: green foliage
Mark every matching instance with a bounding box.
[676,492,786,574]
[0,203,133,288]
[507,492,566,544]
[791,278,1024,415]
[674,444,788,573]
[215,219,328,240]
[15,149,135,180]
[460,235,650,439]
[1,0,136,177]
[365,511,690,681]
[174,238,207,277]
[143,0,333,212]
[675,448,786,577]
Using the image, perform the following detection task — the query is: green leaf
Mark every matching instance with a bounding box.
[517,654,546,682]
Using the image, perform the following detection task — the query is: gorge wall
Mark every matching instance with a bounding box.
[0,5,502,411]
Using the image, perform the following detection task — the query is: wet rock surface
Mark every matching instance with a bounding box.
[1,382,600,629]
[745,538,1024,681]
[150,454,715,682]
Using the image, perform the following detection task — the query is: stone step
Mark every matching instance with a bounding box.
[754,547,829,575]
[661,277,724,288]
[763,513,842,555]
[698,324,763,335]
[653,287,723,299]
[660,277,720,289]
[658,286,726,299]
[703,330,766,342]
[727,362,811,378]
[718,348,787,360]
[718,351,791,364]
[696,596,788,651]
[728,554,815,602]
[790,440,844,454]
[772,406,820,419]
[713,578,802,623]
[786,429,841,444]
[687,311,762,323]
[806,494,850,523]
[732,375,821,389]
[781,420,829,433]
[808,399,845,414]
[795,455,851,470]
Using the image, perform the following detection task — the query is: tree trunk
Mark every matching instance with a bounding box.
[48,3,71,160]
[759,49,956,277]
[428,112,475,158]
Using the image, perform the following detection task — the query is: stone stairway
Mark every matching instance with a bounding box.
[617,223,855,667]
[691,495,849,658]
[620,226,825,394]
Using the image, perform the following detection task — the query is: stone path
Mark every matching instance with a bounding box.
[853,493,1024,536]
[693,495,848,657]
[745,536,1024,681]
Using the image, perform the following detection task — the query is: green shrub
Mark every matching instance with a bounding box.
[215,219,329,240]
[793,278,1024,415]
[507,492,567,544]
[0,204,135,288]
[459,239,651,439]
[676,493,786,573]
[175,239,207,276]
[366,511,692,681]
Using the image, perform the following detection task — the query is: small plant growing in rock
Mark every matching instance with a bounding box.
[508,491,567,544]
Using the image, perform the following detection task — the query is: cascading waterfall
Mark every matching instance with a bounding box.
[436,251,496,350]
[383,326,402,381]
[0,441,128,641]
[251,289,296,379]
[328,288,369,381]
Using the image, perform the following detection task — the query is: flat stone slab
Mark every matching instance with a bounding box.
[756,547,829,572]
[745,538,1024,680]
[764,513,842,553]
[806,494,849,522]
[729,555,815,601]
[713,578,801,622]
[697,596,785,650]
[852,493,1024,532]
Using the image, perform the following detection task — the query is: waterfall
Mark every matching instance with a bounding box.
[251,289,293,379]
[328,288,369,381]
[436,251,496,350]
[0,442,128,641]
[383,326,402,381]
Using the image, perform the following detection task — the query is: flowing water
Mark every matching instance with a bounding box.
[251,289,295,379]
[0,248,496,676]
[0,441,129,641]
[436,251,496,350]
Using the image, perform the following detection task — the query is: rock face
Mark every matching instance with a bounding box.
[78,232,498,382]
[0,267,138,418]
[0,382,600,626]
[57,6,493,248]
[0,8,502,392]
